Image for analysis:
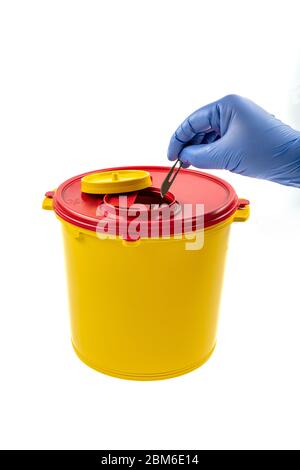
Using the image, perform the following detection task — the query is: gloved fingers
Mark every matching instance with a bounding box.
[167,133,187,162]
[179,140,225,169]
[201,131,220,145]
[189,132,207,145]
[167,102,219,161]
[171,131,219,168]
[167,131,205,162]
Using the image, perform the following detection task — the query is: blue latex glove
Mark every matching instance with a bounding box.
[168,94,300,187]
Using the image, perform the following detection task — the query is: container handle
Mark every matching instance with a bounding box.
[233,198,250,222]
[42,190,55,210]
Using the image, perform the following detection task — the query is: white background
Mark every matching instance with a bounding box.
[0,0,300,450]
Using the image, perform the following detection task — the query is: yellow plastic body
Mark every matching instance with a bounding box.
[81,169,151,194]
[42,196,249,381]
[43,191,249,380]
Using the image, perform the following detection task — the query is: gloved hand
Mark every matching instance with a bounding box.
[167,94,300,187]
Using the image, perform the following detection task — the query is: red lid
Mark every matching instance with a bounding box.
[51,166,244,240]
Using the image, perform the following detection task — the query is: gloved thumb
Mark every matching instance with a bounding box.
[179,140,225,170]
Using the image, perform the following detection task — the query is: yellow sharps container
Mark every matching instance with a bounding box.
[43,165,249,380]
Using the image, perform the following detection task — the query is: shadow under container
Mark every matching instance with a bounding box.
[43,166,249,380]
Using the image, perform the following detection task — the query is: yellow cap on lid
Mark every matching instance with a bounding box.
[81,169,152,194]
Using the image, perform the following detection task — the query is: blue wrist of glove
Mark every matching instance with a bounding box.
[167,94,300,188]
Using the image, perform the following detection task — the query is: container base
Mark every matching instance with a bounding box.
[71,342,216,381]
